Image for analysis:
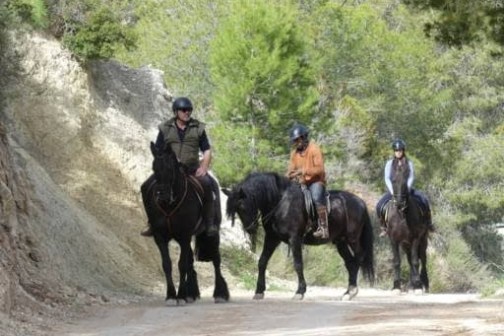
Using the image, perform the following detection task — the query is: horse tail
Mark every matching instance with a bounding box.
[195,233,220,262]
[141,174,157,222]
[360,207,375,286]
[209,172,222,226]
[195,175,222,262]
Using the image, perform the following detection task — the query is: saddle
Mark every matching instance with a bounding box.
[299,185,330,229]
[382,194,426,221]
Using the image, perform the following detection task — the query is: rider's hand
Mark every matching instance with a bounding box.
[288,169,303,179]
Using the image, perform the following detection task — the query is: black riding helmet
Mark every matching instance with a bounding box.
[289,124,309,144]
[172,97,193,113]
[391,139,406,151]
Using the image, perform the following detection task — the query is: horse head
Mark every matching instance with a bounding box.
[391,160,410,212]
[222,186,260,235]
[150,141,179,204]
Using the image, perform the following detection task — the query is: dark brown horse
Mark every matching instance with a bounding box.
[223,172,374,300]
[141,142,229,305]
[385,162,429,293]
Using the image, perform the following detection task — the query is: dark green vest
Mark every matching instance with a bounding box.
[158,118,205,171]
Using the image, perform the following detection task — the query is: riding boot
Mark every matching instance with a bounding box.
[140,224,153,237]
[200,177,218,237]
[313,206,329,239]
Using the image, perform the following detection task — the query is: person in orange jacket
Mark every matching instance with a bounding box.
[286,123,328,239]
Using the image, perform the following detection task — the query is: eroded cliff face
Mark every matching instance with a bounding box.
[0,122,24,316]
[0,32,181,332]
[0,30,171,324]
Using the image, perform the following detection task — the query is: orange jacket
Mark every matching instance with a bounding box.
[287,141,326,185]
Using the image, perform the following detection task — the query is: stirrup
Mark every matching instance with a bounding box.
[379,228,387,237]
[313,227,328,239]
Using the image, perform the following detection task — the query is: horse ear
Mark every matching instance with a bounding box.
[238,187,246,199]
[222,188,231,197]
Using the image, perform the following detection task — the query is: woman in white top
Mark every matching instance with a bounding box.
[375,139,434,237]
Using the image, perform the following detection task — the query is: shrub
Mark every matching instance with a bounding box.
[7,0,48,28]
[63,7,137,61]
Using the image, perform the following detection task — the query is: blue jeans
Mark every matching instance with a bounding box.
[308,182,325,207]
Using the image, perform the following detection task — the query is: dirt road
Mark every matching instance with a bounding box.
[56,287,503,336]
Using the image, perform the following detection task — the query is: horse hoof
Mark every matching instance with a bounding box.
[186,297,195,304]
[165,299,178,306]
[413,288,423,295]
[392,289,401,295]
[292,293,304,300]
[253,293,264,300]
[214,297,228,304]
[341,286,358,301]
[177,299,187,306]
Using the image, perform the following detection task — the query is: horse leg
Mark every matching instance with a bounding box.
[154,236,177,305]
[211,249,230,303]
[407,239,423,294]
[183,242,200,303]
[290,236,306,300]
[176,239,193,305]
[336,241,359,300]
[186,266,200,303]
[253,234,281,300]
[419,236,429,293]
[391,241,402,293]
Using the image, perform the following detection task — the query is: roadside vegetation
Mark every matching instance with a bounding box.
[3,0,502,294]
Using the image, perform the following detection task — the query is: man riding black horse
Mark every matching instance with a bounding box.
[286,123,328,239]
[376,139,435,237]
[141,96,219,237]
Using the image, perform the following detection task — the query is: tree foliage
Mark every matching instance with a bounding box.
[116,0,229,103]
[433,118,504,270]
[310,3,454,185]
[7,0,48,28]
[209,0,320,177]
[62,3,137,61]
[402,0,504,47]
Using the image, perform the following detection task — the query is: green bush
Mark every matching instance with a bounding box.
[7,0,48,28]
[63,7,137,61]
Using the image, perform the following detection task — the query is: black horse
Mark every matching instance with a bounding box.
[141,142,229,305]
[384,162,429,293]
[223,172,374,300]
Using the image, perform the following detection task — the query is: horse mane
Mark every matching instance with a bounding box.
[225,172,290,219]
[392,157,410,179]
[243,172,289,204]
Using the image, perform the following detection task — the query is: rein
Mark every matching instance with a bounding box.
[234,196,282,233]
[155,176,189,219]
[392,193,408,212]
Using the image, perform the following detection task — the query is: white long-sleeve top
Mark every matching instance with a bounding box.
[384,159,415,194]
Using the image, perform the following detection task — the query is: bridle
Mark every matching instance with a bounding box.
[231,194,280,233]
[392,193,408,213]
[153,154,188,218]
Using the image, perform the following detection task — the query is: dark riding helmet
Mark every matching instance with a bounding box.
[289,124,309,143]
[391,139,406,151]
[172,97,193,113]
